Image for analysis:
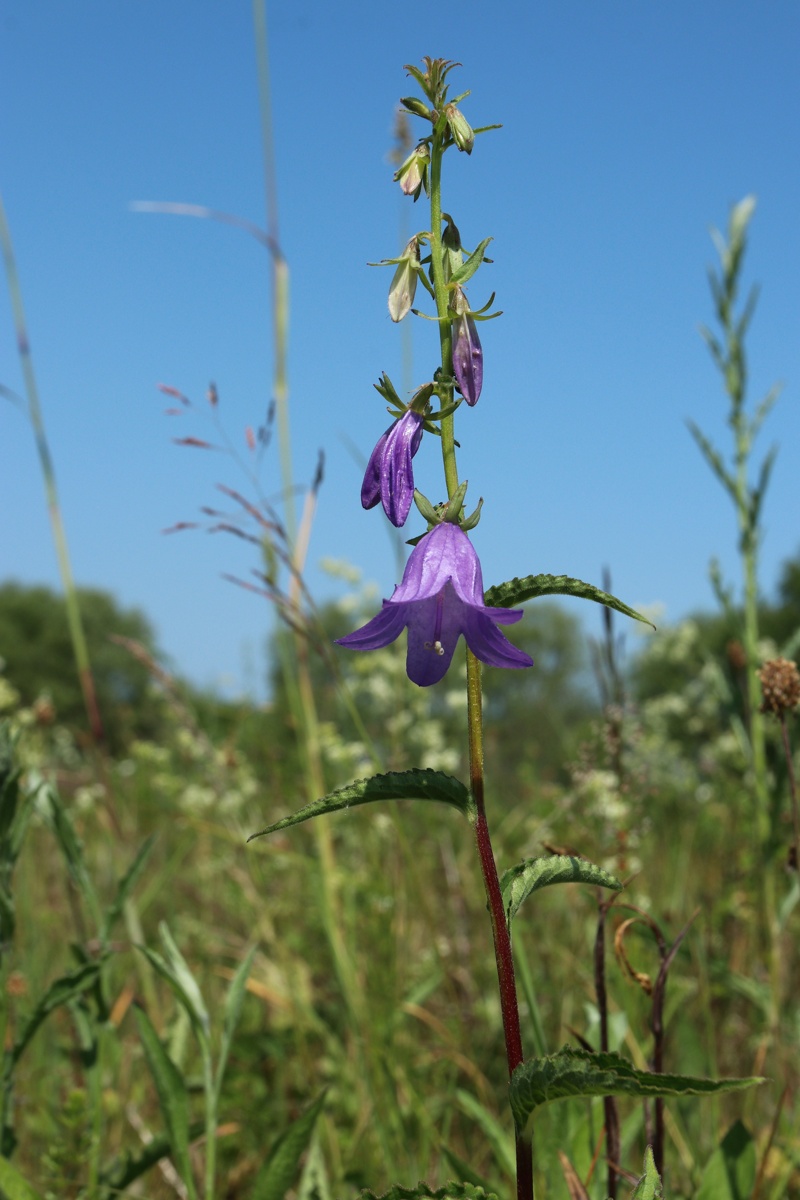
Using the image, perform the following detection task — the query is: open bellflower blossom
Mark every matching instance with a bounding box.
[336,522,533,687]
[361,409,424,528]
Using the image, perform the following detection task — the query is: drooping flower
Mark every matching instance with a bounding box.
[451,287,483,405]
[336,522,533,687]
[393,143,430,198]
[361,409,424,528]
[388,236,420,322]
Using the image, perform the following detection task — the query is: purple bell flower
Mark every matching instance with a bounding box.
[336,522,533,687]
[361,409,424,528]
[451,291,483,406]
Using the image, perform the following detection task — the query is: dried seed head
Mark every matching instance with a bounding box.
[758,657,800,715]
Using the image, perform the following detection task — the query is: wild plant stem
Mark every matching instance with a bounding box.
[467,651,532,1200]
[429,121,532,1199]
[0,191,104,744]
[428,128,459,502]
[779,714,800,872]
[202,1043,216,1200]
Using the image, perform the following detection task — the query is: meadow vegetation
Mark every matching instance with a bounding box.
[2,31,800,1200]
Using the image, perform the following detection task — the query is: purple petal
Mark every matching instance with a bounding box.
[335,602,408,651]
[380,410,423,527]
[462,611,534,671]
[404,588,463,686]
[361,428,390,510]
[393,522,481,604]
[452,314,483,406]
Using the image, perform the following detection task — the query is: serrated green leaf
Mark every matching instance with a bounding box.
[484,575,654,629]
[10,960,101,1067]
[450,236,493,286]
[630,1147,662,1199]
[0,1155,46,1200]
[133,1006,196,1199]
[215,944,256,1100]
[251,1091,326,1200]
[248,770,475,842]
[499,855,622,927]
[696,1120,755,1200]
[100,834,156,943]
[510,1047,763,1137]
[358,1185,499,1200]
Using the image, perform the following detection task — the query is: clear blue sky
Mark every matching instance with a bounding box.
[2,1,799,699]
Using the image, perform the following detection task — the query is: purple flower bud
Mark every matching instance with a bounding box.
[451,294,483,406]
[361,409,424,528]
[337,523,533,687]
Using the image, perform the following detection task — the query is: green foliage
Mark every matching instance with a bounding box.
[629,1147,662,1199]
[509,1047,762,1138]
[499,855,621,928]
[485,574,653,629]
[134,1006,196,1198]
[695,1121,755,1200]
[0,582,162,752]
[248,769,476,841]
[358,1184,499,1200]
[251,1090,326,1200]
[0,1154,45,1200]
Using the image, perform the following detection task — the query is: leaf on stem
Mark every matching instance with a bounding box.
[485,574,654,629]
[248,769,475,842]
[499,855,622,928]
[251,1090,326,1200]
[0,1155,47,1200]
[133,1006,196,1199]
[450,237,493,287]
[215,945,257,1101]
[9,961,101,1067]
[509,1047,763,1138]
[630,1147,663,1199]
[358,1185,500,1200]
[696,1120,756,1200]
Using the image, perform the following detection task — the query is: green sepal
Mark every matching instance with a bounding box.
[358,1184,499,1200]
[630,1147,663,1199]
[450,237,493,287]
[461,497,483,531]
[499,855,622,928]
[413,489,440,525]
[485,573,655,628]
[248,769,475,842]
[509,1047,763,1138]
[442,480,469,525]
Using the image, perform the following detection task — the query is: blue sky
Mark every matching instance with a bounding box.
[2,1,799,699]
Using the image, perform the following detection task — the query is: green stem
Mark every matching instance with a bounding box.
[427,131,459,501]
[467,652,532,1200]
[202,1042,216,1200]
[429,111,532,1200]
[0,191,104,743]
